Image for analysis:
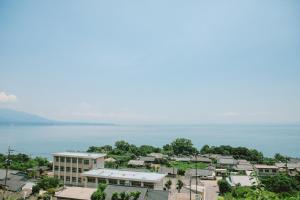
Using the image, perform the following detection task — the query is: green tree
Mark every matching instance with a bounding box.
[111,192,119,200]
[115,141,130,152]
[165,179,172,191]
[97,183,107,192]
[176,179,184,192]
[177,169,185,176]
[91,190,106,200]
[130,191,141,200]
[170,138,197,156]
[261,174,300,193]
[218,179,232,195]
[37,176,61,190]
[200,145,210,154]
[32,185,40,194]
[274,153,287,162]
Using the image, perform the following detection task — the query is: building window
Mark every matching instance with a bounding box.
[66,167,70,172]
[84,160,89,165]
[98,178,107,184]
[60,157,65,162]
[272,169,276,173]
[109,179,118,185]
[144,182,154,189]
[72,158,77,163]
[87,177,96,183]
[60,166,65,171]
[72,177,76,182]
[54,166,59,171]
[60,176,64,180]
[94,159,97,164]
[78,178,81,183]
[259,169,263,172]
[119,180,125,185]
[72,167,77,173]
[131,181,141,187]
[66,158,71,163]
[78,168,82,173]
[55,157,59,162]
[66,176,70,182]
[84,169,89,172]
[78,158,82,164]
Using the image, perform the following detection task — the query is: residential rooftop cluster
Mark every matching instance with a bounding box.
[1,139,300,200]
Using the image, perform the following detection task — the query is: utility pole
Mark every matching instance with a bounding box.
[195,153,198,194]
[189,177,192,200]
[285,156,288,174]
[3,146,14,200]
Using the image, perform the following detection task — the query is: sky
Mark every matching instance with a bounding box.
[0,0,300,124]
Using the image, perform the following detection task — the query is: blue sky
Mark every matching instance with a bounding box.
[0,0,300,124]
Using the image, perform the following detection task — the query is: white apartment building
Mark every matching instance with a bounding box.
[52,152,106,186]
[82,168,167,190]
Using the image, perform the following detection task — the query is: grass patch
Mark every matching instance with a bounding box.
[170,161,208,170]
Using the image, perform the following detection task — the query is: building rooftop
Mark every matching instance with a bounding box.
[139,156,155,162]
[128,160,145,166]
[82,169,167,182]
[52,152,106,159]
[55,187,96,200]
[186,169,215,177]
[227,175,258,187]
[0,169,27,192]
[159,166,177,175]
[218,158,237,165]
[254,164,278,169]
[275,162,300,169]
[233,164,254,171]
[147,153,166,159]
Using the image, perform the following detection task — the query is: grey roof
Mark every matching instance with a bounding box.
[190,156,212,163]
[218,158,237,165]
[226,175,258,187]
[128,160,145,166]
[140,156,155,162]
[159,166,177,175]
[52,152,106,159]
[233,164,254,171]
[0,169,27,192]
[275,162,300,169]
[104,185,147,200]
[171,157,191,162]
[147,153,167,159]
[147,190,169,200]
[82,169,166,182]
[186,169,214,177]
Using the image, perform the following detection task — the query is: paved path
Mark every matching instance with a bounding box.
[201,180,219,200]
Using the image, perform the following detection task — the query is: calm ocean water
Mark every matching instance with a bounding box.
[0,124,299,158]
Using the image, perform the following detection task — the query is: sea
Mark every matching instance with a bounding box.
[0,124,299,159]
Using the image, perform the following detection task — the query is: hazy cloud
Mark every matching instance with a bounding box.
[0,91,17,103]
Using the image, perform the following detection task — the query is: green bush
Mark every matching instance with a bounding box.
[218,179,232,194]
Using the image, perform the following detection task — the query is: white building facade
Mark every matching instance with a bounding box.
[82,169,166,190]
[52,152,106,186]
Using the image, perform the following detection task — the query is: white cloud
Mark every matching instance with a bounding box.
[0,91,17,103]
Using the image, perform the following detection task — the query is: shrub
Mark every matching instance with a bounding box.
[218,179,232,195]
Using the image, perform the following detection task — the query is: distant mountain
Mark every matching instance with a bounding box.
[0,108,56,125]
[0,108,114,126]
